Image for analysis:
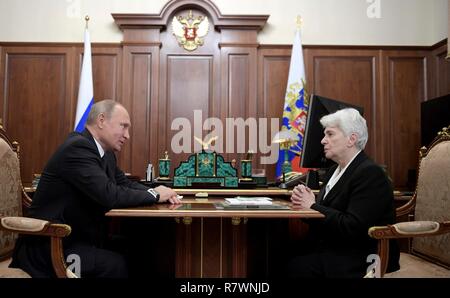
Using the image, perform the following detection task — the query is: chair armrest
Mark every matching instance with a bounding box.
[369,220,450,239]
[368,220,450,277]
[0,216,71,237]
[0,216,72,278]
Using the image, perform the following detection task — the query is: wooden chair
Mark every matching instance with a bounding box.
[369,126,450,277]
[0,119,73,278]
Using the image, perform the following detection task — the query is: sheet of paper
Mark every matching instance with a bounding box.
[224,197,273,205]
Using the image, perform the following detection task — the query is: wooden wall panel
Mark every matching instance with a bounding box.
[1,40,448,190]
[120,46,159,179]
[257,49,291,180]
[227,53,250,166]
[220,47,258,172]
[2,49,74,184]
[72,47,123,127]
[436,52,450,96]
[228,55,250,119]
[311,52,378,159]
[128,52,152,177]
[166,55,213,175]
[433,45,450,97]
[385,54,427,188]
[92,52,120,101]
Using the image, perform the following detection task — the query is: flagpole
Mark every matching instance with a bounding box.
[74,15,94,132]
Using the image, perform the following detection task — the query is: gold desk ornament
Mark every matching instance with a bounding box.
[158,151,171,180]
[172,10,209,51]
[240,150,254,182]
[231,217,241,226]
[182,217,192,225]
[194,135,218,151]
[231,159,237,168]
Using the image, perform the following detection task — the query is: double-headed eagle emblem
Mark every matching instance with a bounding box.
[172,10,209,51]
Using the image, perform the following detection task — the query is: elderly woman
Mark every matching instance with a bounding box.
[288,108,399,278]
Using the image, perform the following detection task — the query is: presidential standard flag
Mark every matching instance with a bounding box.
[74,26,94,132]
[275,26,308,178]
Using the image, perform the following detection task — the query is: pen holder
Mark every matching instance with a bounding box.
[240,160,252,181]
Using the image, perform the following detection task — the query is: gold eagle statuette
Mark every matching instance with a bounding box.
[194,136,218,151]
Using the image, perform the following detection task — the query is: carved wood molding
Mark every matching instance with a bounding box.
[112,0,268,33]
[218,43,260,48]
[120,41,162,47]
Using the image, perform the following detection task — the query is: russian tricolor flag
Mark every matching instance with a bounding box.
[74,27,94,132]
[275,25,308,178]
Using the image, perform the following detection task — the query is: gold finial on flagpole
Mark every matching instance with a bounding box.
[85,15,90,29]
[296,15,303,29]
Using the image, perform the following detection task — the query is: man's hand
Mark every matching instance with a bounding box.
[154,185,182,204]
[290,184,315,208]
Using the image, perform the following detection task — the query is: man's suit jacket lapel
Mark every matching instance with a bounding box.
[102,152,115,180]
[81,129,115,180]
[319,151,367,206]
[81,129,97,149]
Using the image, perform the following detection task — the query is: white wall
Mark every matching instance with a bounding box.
[0,0,447,45]
[431,0,448,44]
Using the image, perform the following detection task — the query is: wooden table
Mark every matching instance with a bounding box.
[106,198,323,219]
[105,189,323,278]
[26,186,411,277]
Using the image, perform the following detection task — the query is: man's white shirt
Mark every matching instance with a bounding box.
[93,137,105,158]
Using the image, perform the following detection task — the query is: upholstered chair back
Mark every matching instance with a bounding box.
[0,136,22,259]
[412,133,450,266]
[0,123,72,278]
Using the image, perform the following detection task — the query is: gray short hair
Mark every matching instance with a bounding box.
[86,99,119,125]
[319,108,368,150]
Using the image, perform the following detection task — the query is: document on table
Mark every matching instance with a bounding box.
[224,196,273,205]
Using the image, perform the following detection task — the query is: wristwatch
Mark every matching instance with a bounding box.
[147,188,160,202]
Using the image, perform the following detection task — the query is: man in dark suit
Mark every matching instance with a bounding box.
[288,108,399,278]
[10,99,181,277]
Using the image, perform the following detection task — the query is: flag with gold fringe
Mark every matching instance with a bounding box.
[275,22,309,179]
